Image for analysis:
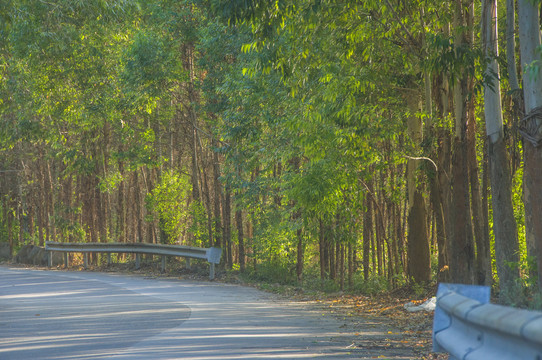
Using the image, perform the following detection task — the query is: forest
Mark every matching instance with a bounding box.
[1,0,542,304]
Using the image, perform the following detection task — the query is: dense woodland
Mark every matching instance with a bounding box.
[1,0,542,302]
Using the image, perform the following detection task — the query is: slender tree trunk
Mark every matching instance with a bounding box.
[133,171,143,243]
[235,208,244,272]
[117,161,126,243]
[319,218,326,280]
[223,188,232,268]
[393,202,401,282]
[468,110,491,286]
[45,158,55,242]
[406,94,431,283]
[348,243,353,288]
[201,156,214,247]
[212,139,223,248]
[323,222,330,277]
[506,0,520,94]
[363,193,372,281]
[375,207,383,276]
[296,226,303,284]
[339,243,345,291]
[518,0,542,289]
[449,0,476,284]
[450,136,475,284]
[7,198,13,255]
[329,236,336,280]
[482,0,519,292]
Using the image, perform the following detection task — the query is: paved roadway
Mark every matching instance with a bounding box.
[0,266,413,359]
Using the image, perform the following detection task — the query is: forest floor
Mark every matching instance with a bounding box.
[5,258,448,359]
[299,290,448,359]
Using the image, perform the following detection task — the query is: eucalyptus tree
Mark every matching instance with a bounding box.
[482,0,520,295]
[213,0,439,283]
[2,0,138,249]
[518,0,542,289]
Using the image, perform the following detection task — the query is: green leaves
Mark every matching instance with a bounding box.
[146,171,191,244]
[122,30,174,96]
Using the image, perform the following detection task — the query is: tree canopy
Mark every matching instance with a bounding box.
[1,0,542,303]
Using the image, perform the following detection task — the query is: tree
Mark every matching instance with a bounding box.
[482,0,520,294]
[518,0,542,289]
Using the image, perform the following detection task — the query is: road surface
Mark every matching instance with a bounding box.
[0,266,414,359]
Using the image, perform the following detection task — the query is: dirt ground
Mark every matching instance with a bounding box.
[305,291,449,359]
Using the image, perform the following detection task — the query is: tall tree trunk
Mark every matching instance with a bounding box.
[466,18,491,285]
[323,221,330,277]
[506,0,534,274]
[223,188,232,268]
[235,208,245,272]
[363,192,372,281]
[319,218,326,280]
[296,226,303,284]
[449,0,476,284]
[117,161,126,243]
[212,139,223,248]
[348,243,354,288]
[329,236,336,280]
[375,205,383,277]
[339,243,345,291]
[201,155,214,247]
[182,42,201,203]
[45,158,55,242]
[518,0,542,289]
[406,94,431,283]
[468,108,491,286]
[506,0,520,94]
[482,0,520,293]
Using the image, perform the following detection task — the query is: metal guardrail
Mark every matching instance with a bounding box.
[45,241,222,280]
[432,283,542,359]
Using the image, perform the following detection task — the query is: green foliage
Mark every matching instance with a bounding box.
[52,203,86,242]
[146,172,190,244]
[347,275,391,296]
[0,0,536,300]
[246,259,297,285]
[188,200,210,247]
[0,201,11,244]
[122,30,176,97]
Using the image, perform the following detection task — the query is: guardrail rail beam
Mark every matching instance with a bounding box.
[433,283,542,360]
[46,241,222,280]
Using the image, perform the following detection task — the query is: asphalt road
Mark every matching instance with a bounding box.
[0,266,414,359]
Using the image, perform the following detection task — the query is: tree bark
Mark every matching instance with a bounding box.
[468,113,491,286]
[363,193,372,281]
[449,0,476,284]
[482,0,520,292]
[518,0,542,289]
[212,139,223,248]
[223,188,232,268]
[406,94,431,283]
[296,226,303,284]
[319,218,326,280]
[235,208,245,272]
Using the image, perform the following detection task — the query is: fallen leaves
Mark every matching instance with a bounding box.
[313,288,448,360]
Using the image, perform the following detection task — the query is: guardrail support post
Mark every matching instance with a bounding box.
[47,251,52,268]
[107,253,111,265]
[135,253,141,270]
[64,253,68,268]
[209,263,215,280]
[84,253,88,269]
[161,255,166,273]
